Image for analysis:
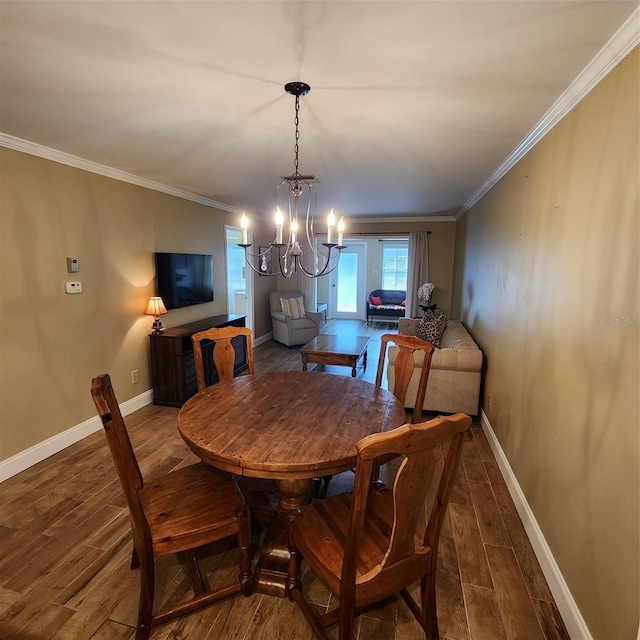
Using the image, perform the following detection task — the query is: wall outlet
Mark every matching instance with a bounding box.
[131,369,139,384]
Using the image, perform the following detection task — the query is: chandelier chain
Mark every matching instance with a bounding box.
[293,94,300,179]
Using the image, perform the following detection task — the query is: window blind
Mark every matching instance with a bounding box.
[382,245,408,290]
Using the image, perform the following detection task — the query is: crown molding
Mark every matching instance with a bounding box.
[350,215,456,224]
[3,7,637,224]
[457,7,640,220]
[0,133,241,214]
[0,132,452,223]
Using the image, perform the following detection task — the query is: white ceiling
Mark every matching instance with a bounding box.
[1,1,638,220]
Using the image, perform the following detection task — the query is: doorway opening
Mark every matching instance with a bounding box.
[225,226,253,333]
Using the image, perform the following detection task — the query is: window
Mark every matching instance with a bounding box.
[382,244,408,290]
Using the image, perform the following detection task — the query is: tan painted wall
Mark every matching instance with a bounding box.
[0,148,275,462]
[452,49,639,639]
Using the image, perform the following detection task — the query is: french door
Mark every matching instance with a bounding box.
[329,243,367,320]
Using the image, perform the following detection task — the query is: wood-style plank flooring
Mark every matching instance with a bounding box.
[0,320,571,639]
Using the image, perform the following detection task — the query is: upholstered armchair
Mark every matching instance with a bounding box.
[269,291,322,347]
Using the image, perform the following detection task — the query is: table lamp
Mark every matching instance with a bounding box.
[146,296,168,334]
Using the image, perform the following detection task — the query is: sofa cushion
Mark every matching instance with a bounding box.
[417,311,446,348]
[369,295,382,305]
[280,296,305,319]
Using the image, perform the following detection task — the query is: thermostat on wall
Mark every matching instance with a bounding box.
[65,281,82,294]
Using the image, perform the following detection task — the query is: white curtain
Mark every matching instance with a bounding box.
[406,232,430,318]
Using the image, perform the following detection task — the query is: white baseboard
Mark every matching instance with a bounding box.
[254,331,273,347]
[479,409,592,640]
[0,334,275,483]
[0,389,153,483]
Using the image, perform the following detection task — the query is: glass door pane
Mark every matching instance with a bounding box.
[330,243,366,320]
[337,252,358,313]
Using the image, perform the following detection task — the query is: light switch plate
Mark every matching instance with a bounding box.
[66,257,79,273]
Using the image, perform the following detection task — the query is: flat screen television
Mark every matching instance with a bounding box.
[154,252,214,310]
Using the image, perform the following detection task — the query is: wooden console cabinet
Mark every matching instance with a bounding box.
[149,314,247,407]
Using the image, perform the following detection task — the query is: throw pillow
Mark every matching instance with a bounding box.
[280,296,306,319]
[417,310,446,348]
[401,299,406,307]
[369,295,382,305]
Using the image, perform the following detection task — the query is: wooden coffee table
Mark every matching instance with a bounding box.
[300,333,369,377]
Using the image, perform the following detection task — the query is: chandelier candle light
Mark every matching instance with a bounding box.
[239,81,346,278]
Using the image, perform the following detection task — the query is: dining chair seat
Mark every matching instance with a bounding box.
[139,462,246,555]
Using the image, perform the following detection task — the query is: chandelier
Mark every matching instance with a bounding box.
[239,81,346,278]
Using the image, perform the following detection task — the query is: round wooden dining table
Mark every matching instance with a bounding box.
[177,370,406,596]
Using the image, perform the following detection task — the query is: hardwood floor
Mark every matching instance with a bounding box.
[0,320,570,639]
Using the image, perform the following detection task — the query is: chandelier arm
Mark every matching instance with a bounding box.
[242,247,279,276]
[296,250,341,278]
[243,246,272,260]
[296,260,321,277]
[303,186,319,254]
[275,248,297,278]
[315,248,342,277]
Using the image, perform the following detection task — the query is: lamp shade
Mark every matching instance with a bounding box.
[145,297,167,316]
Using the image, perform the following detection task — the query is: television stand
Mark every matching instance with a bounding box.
[149,314,247,407]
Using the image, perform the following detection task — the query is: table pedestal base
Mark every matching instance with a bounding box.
[253,477,313,597]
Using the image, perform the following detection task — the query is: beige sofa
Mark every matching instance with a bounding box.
[387,318,483,415]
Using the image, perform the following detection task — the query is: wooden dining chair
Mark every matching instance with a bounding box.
[376,333,435,423]
[91,374,253,640]
[318,333,434,498]
[192,326,254,392]
[286,412,471,640]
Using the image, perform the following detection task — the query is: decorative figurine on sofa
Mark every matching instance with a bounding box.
[417,282,438,313]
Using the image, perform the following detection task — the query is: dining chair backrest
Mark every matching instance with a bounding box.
[353,413,469,567]
[91,373,148,543]
[375,333,434,423]
[192,326,254,392]
[287,412,472,640]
